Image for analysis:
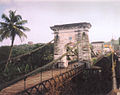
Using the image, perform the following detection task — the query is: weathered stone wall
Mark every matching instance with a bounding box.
[51,22,91,68]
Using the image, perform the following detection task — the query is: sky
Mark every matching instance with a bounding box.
[0,0,120,46]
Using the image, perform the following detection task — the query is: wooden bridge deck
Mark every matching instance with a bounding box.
[0,62,79,95]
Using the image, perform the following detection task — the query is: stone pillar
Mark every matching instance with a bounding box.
[53,31,69,68]
[76,29,91,68]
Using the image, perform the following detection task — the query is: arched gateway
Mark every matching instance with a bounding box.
[50,22,91,68]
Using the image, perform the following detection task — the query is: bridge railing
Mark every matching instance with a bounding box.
[0,39,54,89]
[0,40,81,92]
[17,63,86,95]
[92,52,112,65]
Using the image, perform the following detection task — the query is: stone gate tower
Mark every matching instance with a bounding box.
[50,22,91,68]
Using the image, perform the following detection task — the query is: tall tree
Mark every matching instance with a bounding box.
[0,10,30,69]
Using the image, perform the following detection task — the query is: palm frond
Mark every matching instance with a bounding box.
[0,28,9,35]
[0,22,8,27]
[16,29,27,42]
[16,20,27,25]
[0,10,29,42]
[9,10,16,22]
[15,15,22,21]
[0,36,2,41]
[0,29,3,41]
[0,31,10,40]
[18,31,27,38]
[1,14,10,22]
[13,25,27,39]
[13,15,22,23]
[0,29,4,35]
[9,10,15,19]
[16,25,30,31]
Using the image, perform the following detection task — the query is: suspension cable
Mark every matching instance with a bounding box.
[0,40,80,91]
[0,39,54,65]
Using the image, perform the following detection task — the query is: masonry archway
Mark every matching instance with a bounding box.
[51,22,91,68]
[65,42,77,63]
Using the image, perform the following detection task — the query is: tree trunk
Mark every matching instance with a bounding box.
[5,39,14,70]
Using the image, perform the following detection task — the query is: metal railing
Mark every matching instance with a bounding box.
[17,63,86,95]
[0,40,81,93]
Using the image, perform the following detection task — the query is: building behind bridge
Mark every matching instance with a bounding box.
[91,38,120,55]
[91,41,104,56]
[104,38,120,54]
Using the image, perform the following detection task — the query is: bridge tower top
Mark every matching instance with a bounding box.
[51,22,91,68]
[50,22,91,31]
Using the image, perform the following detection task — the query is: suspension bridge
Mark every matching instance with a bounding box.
[0,22,120,95]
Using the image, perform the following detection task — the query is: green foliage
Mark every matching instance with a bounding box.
[92,58,97,64]
[0,46,10,61]
[25,64,30,73]
[0,43,43,61]
[0,43,54,84]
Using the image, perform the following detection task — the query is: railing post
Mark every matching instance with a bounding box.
[60,60,62,75]
[24,77,26,90]
[52,63,53,78]
[31,54,33,71]
[112,52,117,90]
[60,67,61,75]
[40,71,42,82]
[66,66,67,72]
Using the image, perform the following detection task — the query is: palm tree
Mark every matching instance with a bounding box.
[0,10,30,69]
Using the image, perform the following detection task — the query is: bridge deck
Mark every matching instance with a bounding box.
[0,62,79,95]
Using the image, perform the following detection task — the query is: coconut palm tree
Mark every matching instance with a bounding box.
[0,10,30,69]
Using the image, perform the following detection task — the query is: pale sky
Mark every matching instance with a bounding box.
[0,0,120,46]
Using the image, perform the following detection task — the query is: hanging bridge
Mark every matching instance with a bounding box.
[0,22,120,95]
